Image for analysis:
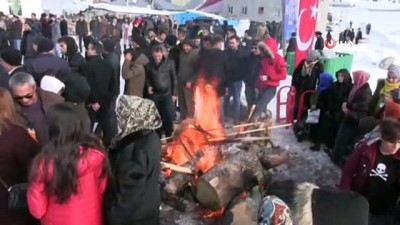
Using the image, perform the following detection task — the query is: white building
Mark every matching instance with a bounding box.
[221,0,283,22]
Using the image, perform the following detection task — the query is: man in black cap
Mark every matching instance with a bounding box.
[24,37,70,84]
[21,19,42,62]
[0,47,26,77]
[9,15,23,51]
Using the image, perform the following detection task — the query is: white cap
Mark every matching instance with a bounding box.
[40,75,65,94]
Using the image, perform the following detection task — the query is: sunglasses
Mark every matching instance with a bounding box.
[14,93,34,100]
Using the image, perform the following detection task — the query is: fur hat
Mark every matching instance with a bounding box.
[0,47,22,66]
[40,75,65,94]
[37,38,54,53]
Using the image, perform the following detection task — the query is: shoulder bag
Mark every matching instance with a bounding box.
[0,176,28,210]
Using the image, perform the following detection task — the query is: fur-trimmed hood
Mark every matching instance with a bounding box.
[293,183,318,225]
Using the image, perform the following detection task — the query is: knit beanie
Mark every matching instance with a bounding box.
[102,39,115,53]
[388,64,400,79]
[37,38,54,53]
[40,75,65,94]
[0,47,22,66]
[384,101,400,121]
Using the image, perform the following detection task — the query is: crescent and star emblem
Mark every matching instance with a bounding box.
[296,1,319,51]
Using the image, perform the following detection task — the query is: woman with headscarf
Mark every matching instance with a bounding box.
[369,64,400,117]
[324,69,353,149]
[104,95,162,225]
[330,70,372,166]
[309,72,334,151]
[291,50,324,119]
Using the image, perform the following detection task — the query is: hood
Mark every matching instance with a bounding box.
[316,73,333,92]
[264,37,278,54]
[113,95,162,143]
[133,53,149,66]
[257,41,274,58]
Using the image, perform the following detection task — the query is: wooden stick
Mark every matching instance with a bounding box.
[161,162,194,174]
[247,104,257,122]
[267,123,292,130]
[208,136,271,143]
[225,128,265,137]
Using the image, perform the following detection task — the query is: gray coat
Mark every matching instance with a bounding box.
[51,21,61,44]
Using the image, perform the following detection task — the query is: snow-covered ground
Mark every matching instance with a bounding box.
[266,2,400,188]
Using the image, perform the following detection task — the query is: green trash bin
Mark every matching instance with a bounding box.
[323,52,354,75]
[286,52,295,75]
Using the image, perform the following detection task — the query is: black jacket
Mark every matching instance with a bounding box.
[146,57,177,96]
[368,79,385,117]
[24,53,70,85]
[60,19,68,36]
[79,55,116,107]
[89,19,99,36]
[245,53,261,88]
[195,48,229,97]
[0,28,9,51]
[0,65,9,89]
[75,20,88,37]
[103,52,120,96]
[291,60,324,95]
[225,47,248,83]
[286,37,296,52]
[21,30,42,57]
[67,52,85,72]
[328,81,353,119]
[315,36,324,50]
[9,20,23,39]
[57,72,91,104]
[105,130,161,225]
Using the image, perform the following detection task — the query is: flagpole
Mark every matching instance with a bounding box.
[282,0,286,57]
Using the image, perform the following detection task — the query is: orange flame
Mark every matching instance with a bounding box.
[164,75,225,174]
[203,208,225,219]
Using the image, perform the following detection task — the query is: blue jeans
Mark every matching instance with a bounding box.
[224,81,242,123]
[12,39,21,50]
[253,86,277,119]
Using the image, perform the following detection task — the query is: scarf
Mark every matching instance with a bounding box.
[348,70,370,102]
[317,73,334,92]
[381,79,400,96]
[301,60,319,77]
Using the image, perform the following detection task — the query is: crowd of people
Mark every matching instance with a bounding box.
[0,9,400,225]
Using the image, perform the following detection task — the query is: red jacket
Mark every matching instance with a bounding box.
[256,37,287,89]
[28,148,108,225]
[339,141,400,191]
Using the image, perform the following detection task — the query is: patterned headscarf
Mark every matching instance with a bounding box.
[348,70,370,102]
[113,95,162,143]
[259,195,293,225]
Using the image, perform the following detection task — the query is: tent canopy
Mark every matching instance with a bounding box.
[168,10,239,25]
[86,3,173,15]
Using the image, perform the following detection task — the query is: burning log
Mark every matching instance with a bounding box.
[164,163,194,195]
[161,162,193,174]
[221,186,264,225]
[193,150,268,211]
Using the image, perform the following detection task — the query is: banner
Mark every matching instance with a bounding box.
[283,0,298,40]
[294,0,319,66]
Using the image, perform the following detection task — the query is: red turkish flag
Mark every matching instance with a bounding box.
[295,0,320,66]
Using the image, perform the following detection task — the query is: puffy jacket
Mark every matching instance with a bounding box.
[340,141,400,191]
[27,148,108,225]
[146,57,177,96]
[256,38,287,89]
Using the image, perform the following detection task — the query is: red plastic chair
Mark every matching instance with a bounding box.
[297,90,316,121]
[276,86,296,124]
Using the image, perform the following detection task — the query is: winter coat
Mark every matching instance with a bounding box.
[103,52,121,97]
[177,50,198,84]
[225,47,248,83]
[21,30,42,57]
[79,55,117,108]
[0,123,40,225]
[286,37,296,53]
[195,48,229,97]
[60,19,68,36]
[0,28,8,51]
[9,20,22,39]
[109,25,121,42]
[75,20,88,37]
[90,19,99,37]
[122,54,149,97]
[67,52,85,72]
[99,21,108,37]
[50,21,61,44]
[40,19,52,39]
[244,53,261,88]
[14,88,64,144]
[58,72,91,104]
[24,53,70,84]
[27,147,108,225]
[315,36,324,50]
[369,79,386,117]
[328,80,353,119]
[256,39,287,89]
[105,95,162,225]
[340,141,400,191]
[345,83,372,123]
[146,57,177,96]
[0,65,9,89]
[291,60,324,95]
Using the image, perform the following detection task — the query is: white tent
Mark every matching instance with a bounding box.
[87,3,174,15]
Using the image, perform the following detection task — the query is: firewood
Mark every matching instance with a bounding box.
[164,163,194,195]
[221,186,264,225]
[193,150,268,211]
[161,162,194,174]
